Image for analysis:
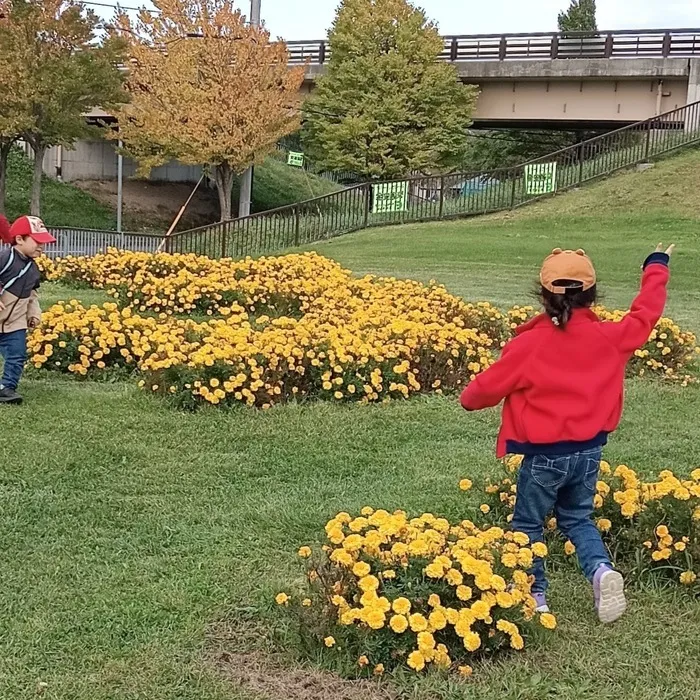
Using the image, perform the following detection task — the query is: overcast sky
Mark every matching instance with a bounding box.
[99,0,699,39]
[259,0,699,40]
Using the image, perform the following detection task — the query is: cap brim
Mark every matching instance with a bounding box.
[30,231,57,244]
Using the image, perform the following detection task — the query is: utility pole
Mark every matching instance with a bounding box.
[237,0,261,219]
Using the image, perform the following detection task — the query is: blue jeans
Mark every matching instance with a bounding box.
[0,329,28,391]
[511,447,611,593]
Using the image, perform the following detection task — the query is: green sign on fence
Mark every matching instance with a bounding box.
[287,151,305,168]
[524,162,558,195]
[372,181,409,214]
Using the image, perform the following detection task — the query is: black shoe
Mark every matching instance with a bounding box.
[0,387,23,404]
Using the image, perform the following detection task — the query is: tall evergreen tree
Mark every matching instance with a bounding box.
[302,0,478,179]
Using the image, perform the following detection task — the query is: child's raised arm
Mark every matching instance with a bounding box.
[601,244,673,355]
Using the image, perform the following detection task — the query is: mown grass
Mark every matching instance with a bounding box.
[2,152,700,699]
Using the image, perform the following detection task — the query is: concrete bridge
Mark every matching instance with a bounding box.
[292,28,700,129]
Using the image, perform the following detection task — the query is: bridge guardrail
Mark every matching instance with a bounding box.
[289,28,700,65]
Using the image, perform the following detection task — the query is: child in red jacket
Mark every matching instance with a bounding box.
[461,244,673,623]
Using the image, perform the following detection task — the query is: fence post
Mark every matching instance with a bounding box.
[550,34,560,59]
[644,124,652,161]
[319,41,327,64]
[510,175,517,209]
[221,223,228,258]
[662,32,672,58]
[498,35,507,61]
[450,38,458,62]
[578,142,585,186]
[364,184,372,228]
[294,205,301,246]
[604,33,614,58]
[438,175,445,219]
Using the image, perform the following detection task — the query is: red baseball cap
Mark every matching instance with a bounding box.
[8,216,57,244]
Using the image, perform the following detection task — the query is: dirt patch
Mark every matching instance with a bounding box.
[207,622,396,700]
[74,179,220,231]
[214,651,397,700]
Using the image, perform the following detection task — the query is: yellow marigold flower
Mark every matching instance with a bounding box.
[480,504,491,514]
[275,592,290,606]
[463,631,481,652]
[510,633,525,650]
[446,568,464,586]
[539,613,557,630]
[358,575,380,592]
[302,598,312,607]
[409,613,428,632]
[324,636,336,648]
[363,608,386,630]
[597,519,612,533]
[459,479,473,491]
[357,655,369,667]
[513,532,530,546]
[389,614,409,633]
[381,569,396,580]
[407,650,426,671]
[417,631,436,652]
[352,561,371,578]
[429,609,448,630]
[297,546,312,558]
[620,502,637,518]
[531,542,548,558]
[680,571,697,585]
[496,591,514,608]
[392,597,411,615]
[427,594,442,608]
[373,663,384,676]
[501,553,518,568]
[458,664,474,677]
[674,542,687,552]
[457,585,473,601]
[564,541,576,556]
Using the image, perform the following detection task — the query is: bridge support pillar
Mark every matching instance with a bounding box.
[686,60,700,134]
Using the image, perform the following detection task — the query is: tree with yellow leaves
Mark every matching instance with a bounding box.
[115,0,305,222]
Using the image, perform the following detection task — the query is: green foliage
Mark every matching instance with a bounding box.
[558,0,598,32]
[302,0,478,179]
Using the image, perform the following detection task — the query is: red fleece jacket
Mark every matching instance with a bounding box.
[460,258,670,457]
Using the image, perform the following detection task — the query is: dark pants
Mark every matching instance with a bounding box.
[511,447,611,593]
[0,329,28,391]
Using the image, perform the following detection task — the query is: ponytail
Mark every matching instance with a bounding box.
[540,284,597,330]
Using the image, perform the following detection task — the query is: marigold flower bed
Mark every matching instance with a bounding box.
[31,250,699,407]
[277,508,556,677]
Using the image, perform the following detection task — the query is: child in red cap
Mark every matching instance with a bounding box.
[461,244,674,624]
[0,215,57,404]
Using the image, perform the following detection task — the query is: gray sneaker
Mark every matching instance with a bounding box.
[593,564,626,623]
[0,387,23,404]
[533,592,550,613]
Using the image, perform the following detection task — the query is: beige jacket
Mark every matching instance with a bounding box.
[0,247,42,334]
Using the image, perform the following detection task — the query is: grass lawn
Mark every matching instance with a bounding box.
[3,154,700,700]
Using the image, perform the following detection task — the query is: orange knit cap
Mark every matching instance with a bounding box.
[540,248,596,295]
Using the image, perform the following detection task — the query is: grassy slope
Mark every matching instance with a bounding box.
[4,148,117,230]
[312,149,700,330]
[3,150,700,700]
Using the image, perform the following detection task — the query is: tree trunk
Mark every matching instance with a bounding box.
[214,163,235,222]
[0,141,12,215]
[30,140,46,217]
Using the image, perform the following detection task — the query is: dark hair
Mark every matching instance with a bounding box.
[539,281,598,330]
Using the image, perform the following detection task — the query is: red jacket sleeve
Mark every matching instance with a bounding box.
[460,335,531,411]
[602,256,670,354]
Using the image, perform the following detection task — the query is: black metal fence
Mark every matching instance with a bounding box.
[160,100,700,258]
[288,28,700,65]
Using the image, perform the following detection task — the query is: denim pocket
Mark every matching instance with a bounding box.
[584,458,600,492]
[531,456,569,488]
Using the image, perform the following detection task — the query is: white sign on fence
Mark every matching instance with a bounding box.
[372,181,409,214]
[524,162,558,195]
